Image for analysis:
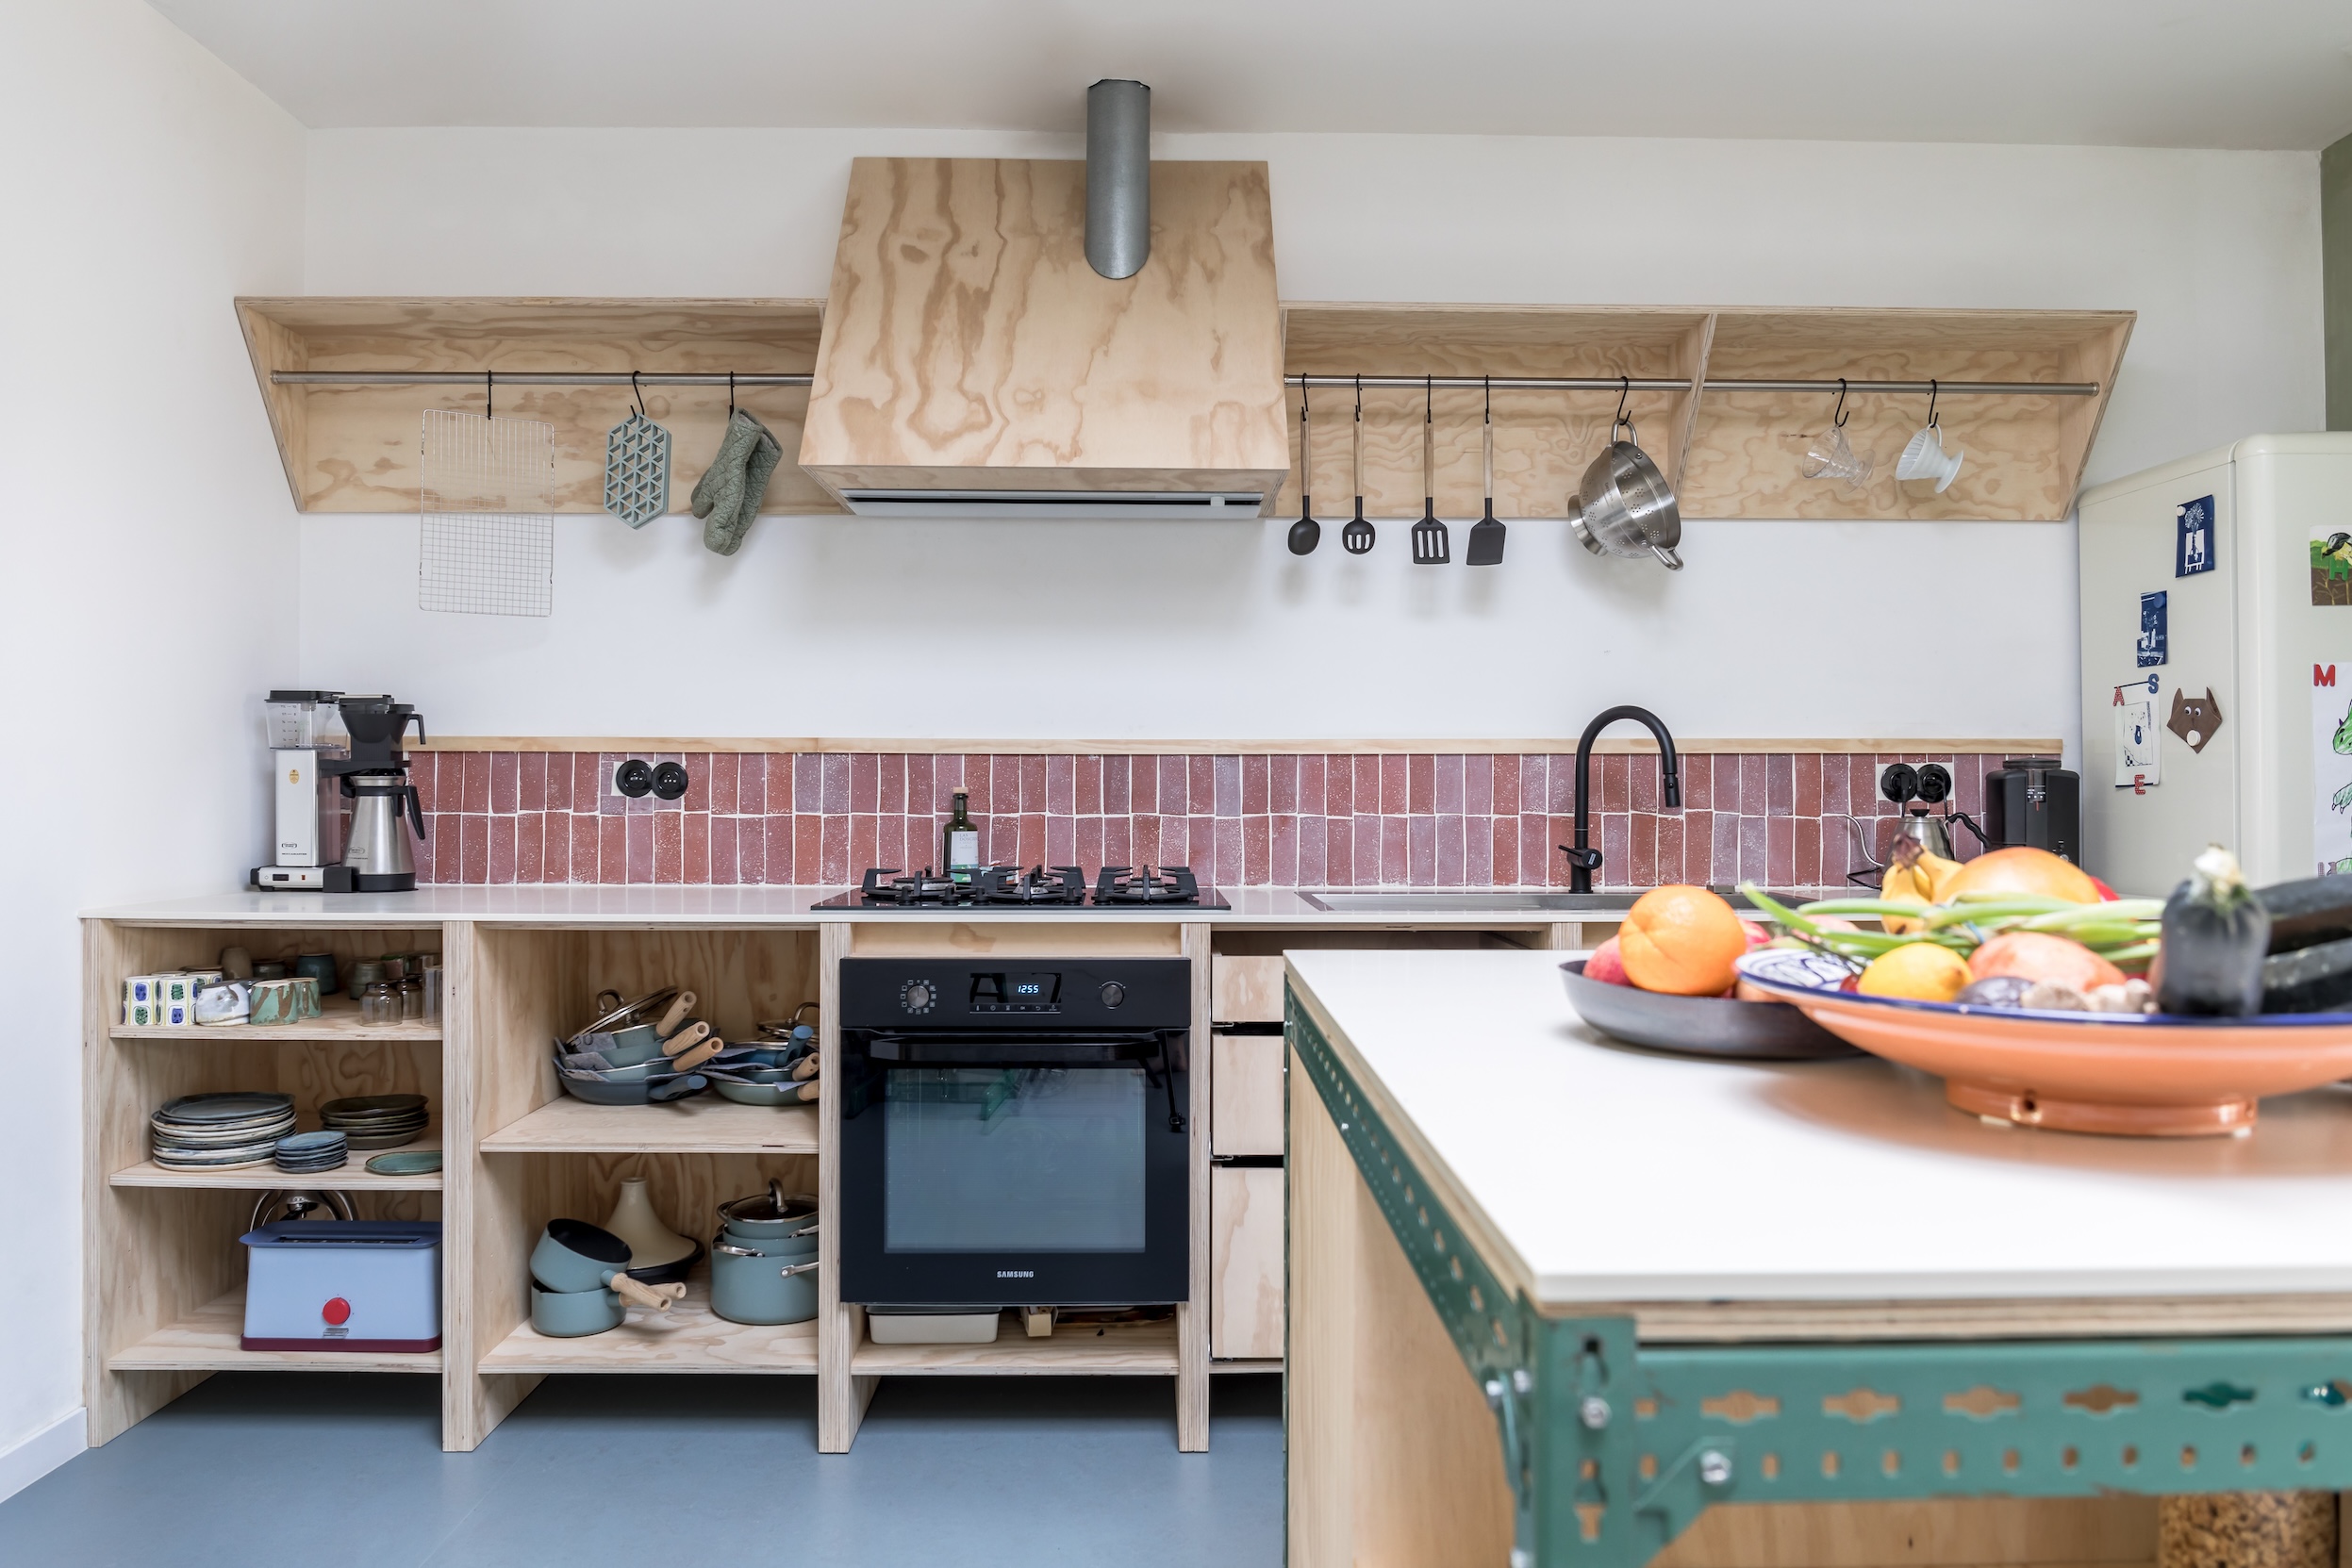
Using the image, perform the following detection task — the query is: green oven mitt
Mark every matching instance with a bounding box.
[690,409,784,556]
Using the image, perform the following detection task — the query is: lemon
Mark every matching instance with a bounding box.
[1857,943,1971,1002]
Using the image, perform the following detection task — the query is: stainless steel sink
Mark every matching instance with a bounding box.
[1297,888,1817,914]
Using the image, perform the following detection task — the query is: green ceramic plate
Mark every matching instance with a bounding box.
[365,1149,443,1176]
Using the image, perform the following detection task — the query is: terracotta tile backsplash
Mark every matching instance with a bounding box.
[385,750,2005,889]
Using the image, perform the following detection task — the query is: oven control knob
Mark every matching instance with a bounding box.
[901,980,936,1015]
[1099,982,1126,1009]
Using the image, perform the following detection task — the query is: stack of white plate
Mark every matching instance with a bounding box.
[150,1092,296,1170]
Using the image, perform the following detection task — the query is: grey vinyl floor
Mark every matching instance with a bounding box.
[0,1372,1284,1566]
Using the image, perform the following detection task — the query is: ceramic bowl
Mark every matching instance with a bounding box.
[1735,948,2352,1136]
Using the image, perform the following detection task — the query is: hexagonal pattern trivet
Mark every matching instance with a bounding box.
[604,409,671,528]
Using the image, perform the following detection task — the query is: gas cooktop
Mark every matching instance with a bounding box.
[811,865,1230,911]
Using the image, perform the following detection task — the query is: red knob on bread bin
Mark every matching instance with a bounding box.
[323,1296,352,1326]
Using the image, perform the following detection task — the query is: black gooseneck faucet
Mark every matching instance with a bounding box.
[1561,706,1681,894]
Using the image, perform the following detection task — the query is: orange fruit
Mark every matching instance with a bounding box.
[1941,847,2102,905]
[1619,885,1748,996]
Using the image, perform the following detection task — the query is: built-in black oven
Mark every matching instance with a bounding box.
[837,957,1192,1310]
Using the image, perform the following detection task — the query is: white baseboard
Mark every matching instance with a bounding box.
[0,1408,86,1504]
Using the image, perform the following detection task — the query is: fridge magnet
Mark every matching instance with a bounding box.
[2312,529,2352,606]
[2314,662,2352,873]
[2175,496,2214,577]
[2136,591,2167,668]
[2114,677,2160,789]
[2164,687,2222,753]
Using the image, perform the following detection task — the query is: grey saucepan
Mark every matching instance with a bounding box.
[708,1244,820,1326]
[531,1283,624,1337]
[715,1182,817,1240]
[529,1219,686,1310]
[1569,416,1682,570]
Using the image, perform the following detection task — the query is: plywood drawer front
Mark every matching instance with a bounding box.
[1212,1164,1284,1360]
[1212,954,1286,1024]
[1212,1033,1285,1157]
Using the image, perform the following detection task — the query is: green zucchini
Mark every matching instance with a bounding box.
[2157,846,2270,1017]
[2261,934,2352,1014]
[2256,875,2352,955]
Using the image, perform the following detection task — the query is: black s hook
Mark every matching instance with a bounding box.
[485,370,494,421]
[1926,378,1941,431]
[630,370,645,420]
[1831,376,1849,429]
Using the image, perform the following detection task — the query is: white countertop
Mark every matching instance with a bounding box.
[1285,949,2352,1308]
[82,885,1664,926]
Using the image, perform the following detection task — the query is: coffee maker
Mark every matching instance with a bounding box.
[252,690,353,892]
[325,695,429,893]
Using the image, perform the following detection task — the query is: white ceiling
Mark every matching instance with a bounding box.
[152,0,2352,150]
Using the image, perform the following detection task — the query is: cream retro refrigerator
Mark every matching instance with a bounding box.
[2079,434,2352,896]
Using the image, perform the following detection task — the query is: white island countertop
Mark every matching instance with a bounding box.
[1286,949,2352,1321]
[82,884,1760,927]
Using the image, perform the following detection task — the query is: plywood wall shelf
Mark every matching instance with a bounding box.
[1279,304,2132,523]
[234,297,841,517]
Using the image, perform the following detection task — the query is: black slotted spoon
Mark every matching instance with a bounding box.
[1286,385,1319,554]
[1411,374,1449,565]
[1341,375,1374,554]
[1465,375,1506,565]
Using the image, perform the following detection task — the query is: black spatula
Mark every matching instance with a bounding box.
[1341,376,1374,554]
[1465,376,1506,566]
[1411,375,1449,565]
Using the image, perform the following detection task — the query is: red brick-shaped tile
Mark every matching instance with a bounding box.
[1817,753,1847,817]
[817,816,848,884]
[1271,814,1298,884]
[558,753,588,815]
[948,754,982,814]
[1674,811,1707,883]
[1405,753,1434,814]
[1129,814,1158,868]
[675,754,707,813]
[1728,754,1760,817]
[1767,753,1795,817]
[1188,756,1215,816]
[407,752,438,814]
[708,816,737,884]
[1095,814,1124,871]
[516,751,545,816]
[1794,753,1822,818]
[1098,755,1128,815]
[1189,815,1217,874]
[1630,753,1659,813]
[779,814,809,884]
[540,809,571,883]
[1842,754,1875,817]
[1380,754,1409,814]
[453,814,483,883]
[1734,815,1765,883]
[1211,754,1241,817]
[576,815,606,883]
[1493,753,1520,817]
[1655,814,1683,889]
[699,752,733,816]
[1016,813,1044,867]
[1046,755,1074,817]
[1434,814,1464,885]
[1243,815,1270,883]
[1462,816,1490,886]
[887,816,919,877]
[588,816,618,883]
[1767,816,1796,885]
[1955,754,1988,817]
[1380,817,1408,884]
[1144,754,1177,814]
[517,812,545,883]
[1593,753,1625,813]
[1793,817,1822,889]
[816,753,848,814]
[1241,754,1268,816]
[1463,754,1490,816]
[760,753,792,816]
[1351,813,1380,877]
[1215,817,1243,885]
[1432,754,1462,815]
[1323,755,1351,817]
[1355,756,1382,816]
[1069,816,1101,881]
[1522,816,1552,887]
[1488,816,1516,886]
[1297,753,1325,817]
[1703,812,1733,885]
[652,812,682,883]
[1673,752,1703,811]
[845,752,875,814]
[1267,755,1295,815]
[457,751,489,814]
[1630,813,1657,885]
[1296,814,1325,884]
[1599,814,1631,887]
[431,815,461,883]
[1041,814,1071,868]
[619,815,650,883]
[981,814,1013,866]
[1538,755,1569,814]
[1553,816,1582,885]
[1011,754,1040,813]
[840,814,870,879]
[724,752,759,817]
[1323,817,1350,885]
[671,812,703,884]
[1068,754,1099,816]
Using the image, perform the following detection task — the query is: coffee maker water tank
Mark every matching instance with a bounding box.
[1982,757,2082,866]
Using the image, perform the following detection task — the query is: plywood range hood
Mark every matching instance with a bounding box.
[797,154,1289,519]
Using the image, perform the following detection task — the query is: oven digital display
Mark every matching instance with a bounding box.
[882,1066,1146,1253]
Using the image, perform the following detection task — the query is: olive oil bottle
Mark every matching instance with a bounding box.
[944,790,980,884]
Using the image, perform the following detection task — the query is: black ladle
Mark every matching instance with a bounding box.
[1342,376,1374,554]
[1287,387,1319,555]
[1466,376,1506,566]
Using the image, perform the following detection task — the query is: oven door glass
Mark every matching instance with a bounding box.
[884,1065,1146,1253]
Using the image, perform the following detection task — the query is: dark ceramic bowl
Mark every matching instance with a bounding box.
[1559,960,1856,1061]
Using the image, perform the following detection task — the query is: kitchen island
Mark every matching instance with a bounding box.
[1284,949,2352,1568]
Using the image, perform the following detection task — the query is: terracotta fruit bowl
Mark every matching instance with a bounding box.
[1735,949,2352,1137]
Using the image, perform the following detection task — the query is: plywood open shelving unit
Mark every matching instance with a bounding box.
[237,297,2130,526]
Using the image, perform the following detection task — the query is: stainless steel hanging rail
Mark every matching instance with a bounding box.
[270,371,814,387]
[1286,374,2097,395]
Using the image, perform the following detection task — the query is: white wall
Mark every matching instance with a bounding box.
[0,0,304,1486]
[298,129,2323,756]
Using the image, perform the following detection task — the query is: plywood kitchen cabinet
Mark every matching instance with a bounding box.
[234,297,841,516]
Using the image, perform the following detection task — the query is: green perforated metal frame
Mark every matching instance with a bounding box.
[1288,991,2352,1568]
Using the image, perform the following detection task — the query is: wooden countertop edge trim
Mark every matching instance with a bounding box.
[409,737,2065,757]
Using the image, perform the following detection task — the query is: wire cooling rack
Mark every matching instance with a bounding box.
[419,407,555,617]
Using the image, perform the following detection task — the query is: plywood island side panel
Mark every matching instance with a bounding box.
[798,158,1289,500]
[234,297,839,516]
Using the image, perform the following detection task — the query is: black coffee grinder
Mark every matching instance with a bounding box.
[325,696,428,892]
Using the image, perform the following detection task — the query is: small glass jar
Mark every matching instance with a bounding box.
[422,966,443,1020]
[399,975,423,1021]
[359,980,399,1025]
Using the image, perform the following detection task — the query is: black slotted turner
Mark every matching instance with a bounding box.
[1411,374,1449,565]
[1341,375,1374,554]
[1465,375,1506,566]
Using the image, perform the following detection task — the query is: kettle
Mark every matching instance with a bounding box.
[1570,416,1682,570]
